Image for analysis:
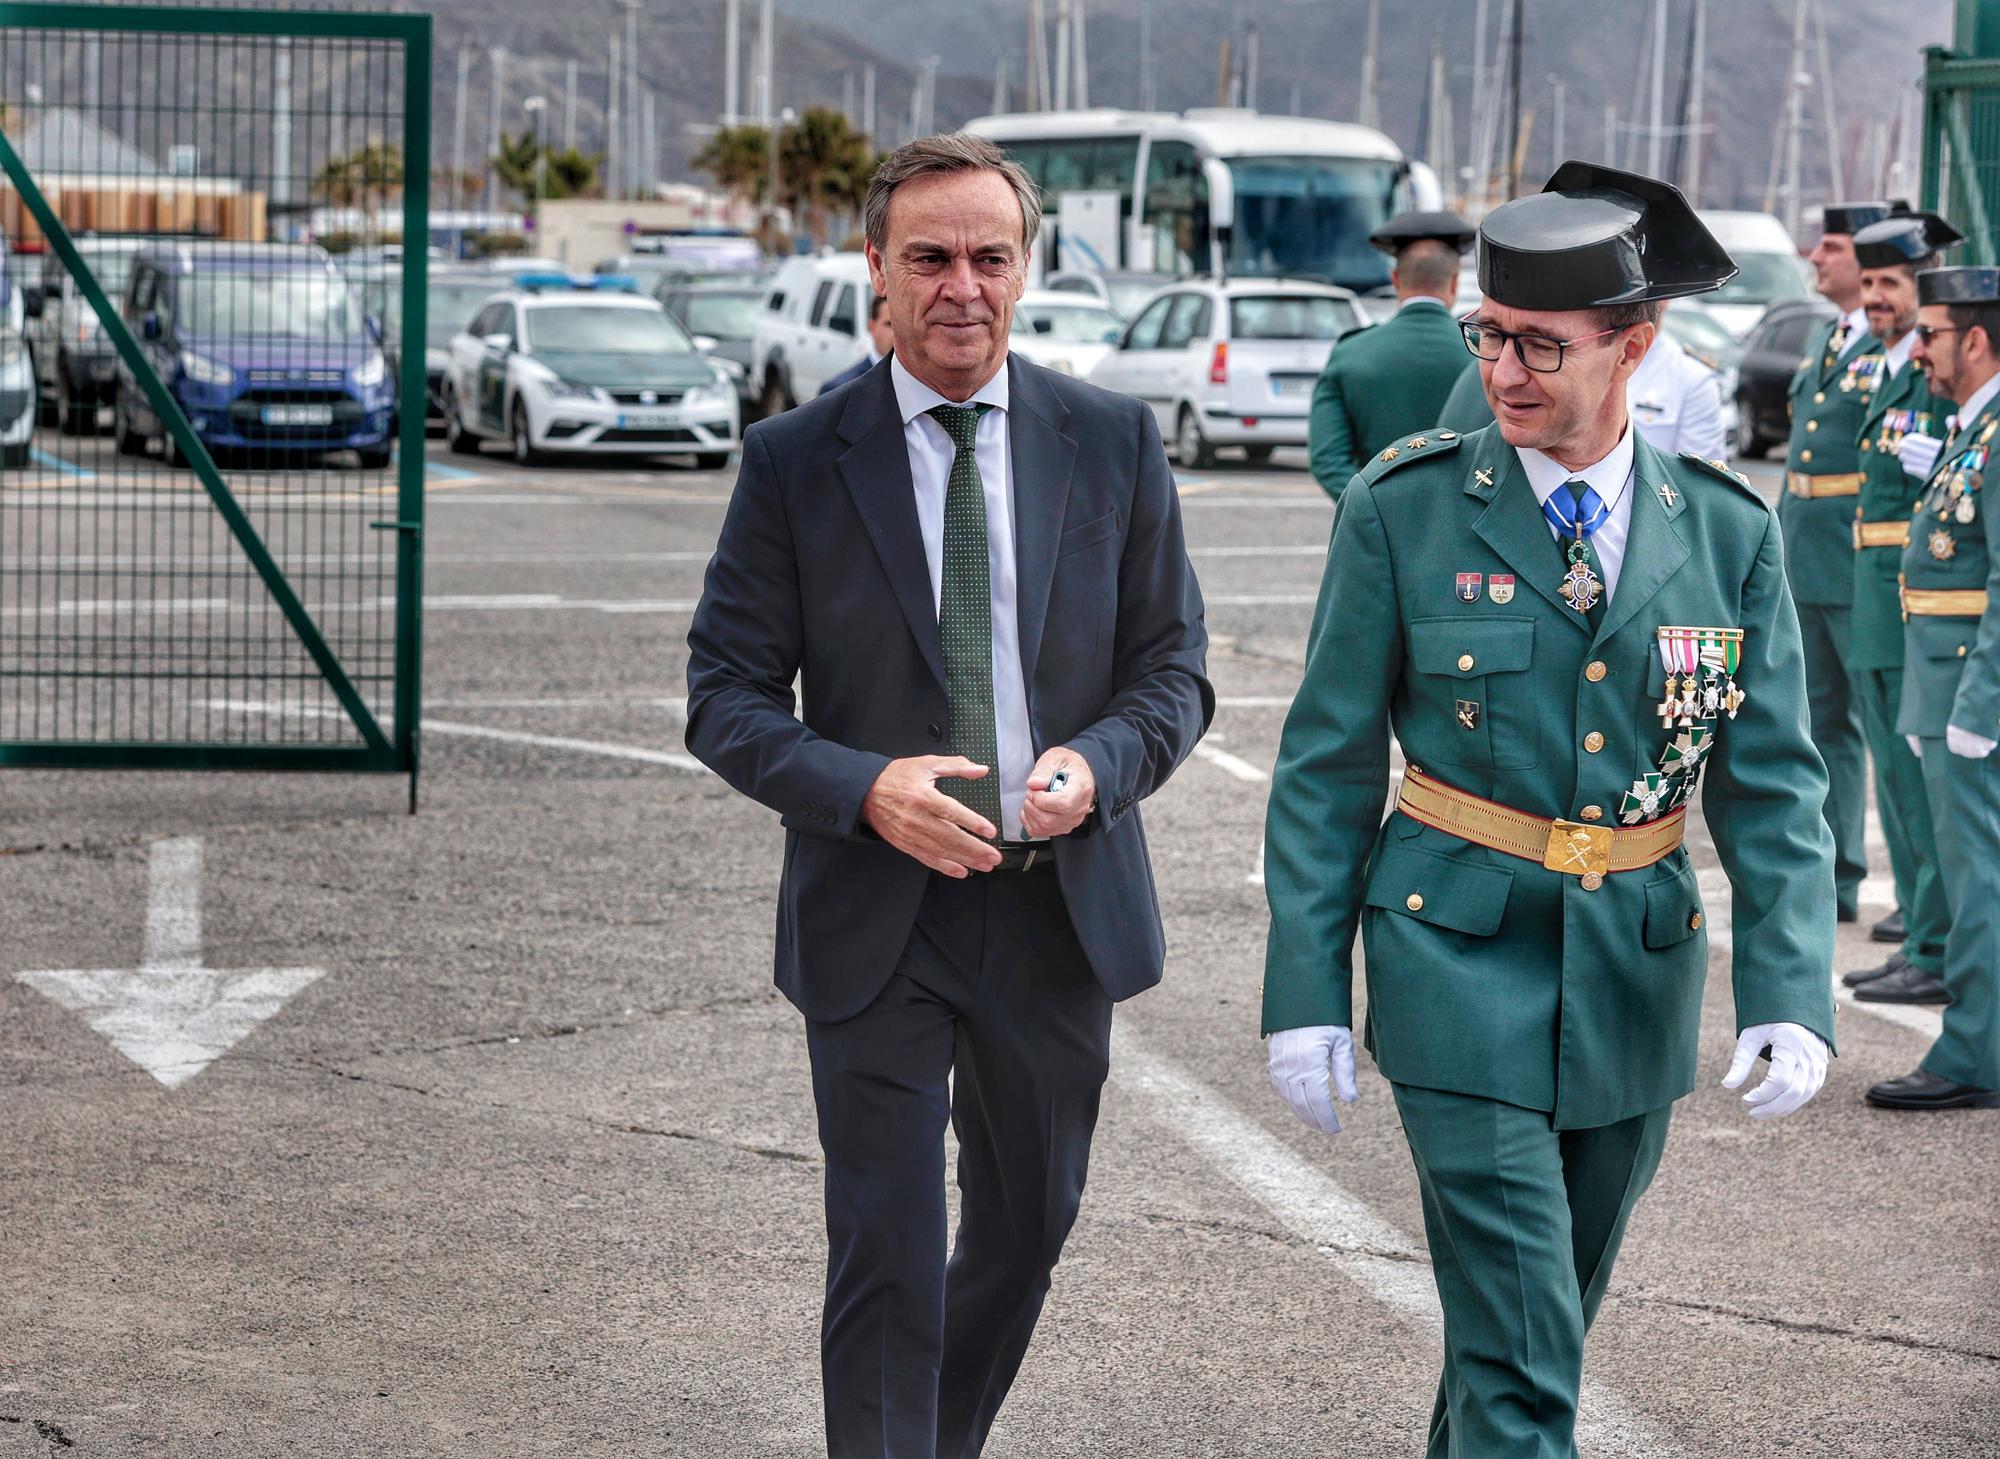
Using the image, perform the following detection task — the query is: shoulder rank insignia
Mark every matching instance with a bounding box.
[1379,446,1399,462]
[1406,436,1430,450]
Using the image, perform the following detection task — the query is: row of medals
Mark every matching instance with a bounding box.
[1619,628,1747,826]
[1918,416,1993,561]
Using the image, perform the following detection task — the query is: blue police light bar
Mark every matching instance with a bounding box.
[509,271,641,293]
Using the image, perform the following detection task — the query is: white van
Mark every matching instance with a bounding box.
[750,253,873,413]
[1696,210,1815,340]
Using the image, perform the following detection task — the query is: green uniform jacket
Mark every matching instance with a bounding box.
[1308,300,1469,500]
[1263,425,1838,1130]
[1439,359,1498,434]
[1897,389,2000,737]
[1782,318,1883,606]
[1850,355,1949,672]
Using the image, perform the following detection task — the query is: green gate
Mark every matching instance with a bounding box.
[1922,0,2000,265]
[0,3,428,804]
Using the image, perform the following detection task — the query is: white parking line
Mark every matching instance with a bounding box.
[1205,592,1318,606]
[1110,1025,1681,1458]
[1192,742,1271,783]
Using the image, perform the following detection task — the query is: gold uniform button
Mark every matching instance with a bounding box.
[1580,871,1605,891]
[1690,912,1705,931]
[1458,653,1476,672]
[1406,893,1425,912]
[1960,645,1969,657]
[1579,805,1604,822]
[1585,660,1608,682]
[1806,419,1818,433]
[1802,448,1814,462]
[1584,731,1605,753]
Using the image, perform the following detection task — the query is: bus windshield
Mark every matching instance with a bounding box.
[1222,155,1399,292]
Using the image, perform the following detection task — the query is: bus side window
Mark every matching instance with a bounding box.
[1143,141,1210,274]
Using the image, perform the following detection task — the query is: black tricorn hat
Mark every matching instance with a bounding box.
[1822,199,1911,236]
[1853,212,1966,269]
[1370,208,1478,255]
[1917,266,2000,305]
[1476,161,1738,310]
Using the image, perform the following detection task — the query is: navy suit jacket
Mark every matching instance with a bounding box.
[686,353,1214,1022]
[817,354,875,396]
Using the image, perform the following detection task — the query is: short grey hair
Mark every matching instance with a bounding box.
[863,133,1042,257]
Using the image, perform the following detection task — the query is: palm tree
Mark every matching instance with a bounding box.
[692,124,773,207]
[779,108,875,249]
[315,140,405,208]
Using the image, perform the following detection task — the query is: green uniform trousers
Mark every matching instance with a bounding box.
[1797,601,1869,913]
[1393,1083,1673,1459]
[1854,668,1950,973]
[1918,738,2000,1090]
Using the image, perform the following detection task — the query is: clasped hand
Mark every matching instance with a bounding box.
[860,747,1097,876]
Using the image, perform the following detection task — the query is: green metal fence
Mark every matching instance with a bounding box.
[0,3,428,803]
[1921,0,2000,267]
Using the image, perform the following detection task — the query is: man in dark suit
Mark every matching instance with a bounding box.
[819,293,895,396]
[685,133,1212,1458]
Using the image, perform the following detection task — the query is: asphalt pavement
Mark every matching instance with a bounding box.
[1,428,1995,1457]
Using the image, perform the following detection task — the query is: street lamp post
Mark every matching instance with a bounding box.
[525,95,549,221]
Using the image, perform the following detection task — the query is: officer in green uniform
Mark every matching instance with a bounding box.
[1868,263,2000,1110]
[1841,213,1963,1004]
[1262,163,1837,1457]
[1784,201,1907,930]
[1308,210,1476,501]
[1437,357,1497,434]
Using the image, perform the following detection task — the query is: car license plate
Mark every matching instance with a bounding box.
[617,410,679,429]
[1270,375,1312,398]
[262,404,334,426]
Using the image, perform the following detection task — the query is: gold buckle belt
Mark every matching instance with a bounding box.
[1853,519,1912,550]
[1395,768,1687,889]
[1900,584,1989,619]
[1787,471,1864,498]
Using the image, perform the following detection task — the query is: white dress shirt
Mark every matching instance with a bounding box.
[1950,370,2000,443]
[1516,424,1638,601]
[1834,304,1870,355]
[1877,327,1915,378]
[890,355,1038,842]
[1626,331,1725,461]
[1398,295,1451,314]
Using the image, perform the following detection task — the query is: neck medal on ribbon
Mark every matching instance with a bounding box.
[1621,626,1745,825]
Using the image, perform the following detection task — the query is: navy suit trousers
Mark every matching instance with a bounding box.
[804,866,1112,1459]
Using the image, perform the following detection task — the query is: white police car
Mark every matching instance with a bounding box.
[441,274,739,467]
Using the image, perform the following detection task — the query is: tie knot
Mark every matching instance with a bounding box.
[927,402,989,450]
[1543,480,1610,540]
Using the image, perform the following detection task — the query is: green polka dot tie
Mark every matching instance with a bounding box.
[927,402,1004,835]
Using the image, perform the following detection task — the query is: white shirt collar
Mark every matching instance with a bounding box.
[1840,304,1870,346]
[891,353,1009,426]
[1516,423,1637,512]
[865,345,884,367]
[1398,295,1450,313]
[1881,329,1915,375]
[1955,371,2000,435]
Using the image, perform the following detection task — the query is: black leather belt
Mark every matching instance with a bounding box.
[992,842,1056,871]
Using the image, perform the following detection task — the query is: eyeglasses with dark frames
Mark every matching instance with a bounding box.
[1913,323,1965,344]
[1458,317,1631,373]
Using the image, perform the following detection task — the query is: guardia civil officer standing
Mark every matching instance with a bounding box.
[1307,210,1476,500]
[685,134,1212,1454]
[1839,213,1964,1005]
[1786,201,1909,933]
[1866,263,2000,1110]
[1262,164,1837,1457]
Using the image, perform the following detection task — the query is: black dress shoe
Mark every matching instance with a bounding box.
[1871,910,1906,944]
[1843,951,1911,988]
[1853,962,1952,1004]
[1866,1069,2000,1110]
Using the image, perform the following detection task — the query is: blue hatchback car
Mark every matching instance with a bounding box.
[114,242,395,466]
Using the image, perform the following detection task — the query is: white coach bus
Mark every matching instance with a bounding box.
[964,107,1443,294]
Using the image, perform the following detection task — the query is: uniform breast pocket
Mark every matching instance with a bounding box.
[1407,616,1539,769]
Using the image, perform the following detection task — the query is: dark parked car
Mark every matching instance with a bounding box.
[353,265,501,429]
[656,281,762,420]
[1733,296,1838,459]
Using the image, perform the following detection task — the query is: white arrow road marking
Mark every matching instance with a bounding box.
[1110,1026,1680,1458]
[17,838,324,1089]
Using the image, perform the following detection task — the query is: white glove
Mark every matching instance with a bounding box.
[1907,734,1924,759]
[1898,430,1944,480]
[1721,1022,1829,1121]
[1947,724,1999,759]
[1268,1024,1358,1135]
